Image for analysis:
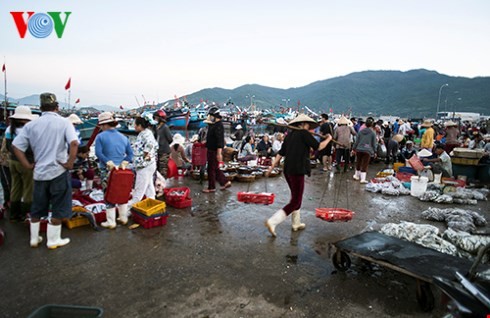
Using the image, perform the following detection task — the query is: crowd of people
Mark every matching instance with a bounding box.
[1,94,490,247]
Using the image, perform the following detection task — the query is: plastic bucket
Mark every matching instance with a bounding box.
[410,176,428,197]
[393,162,404,172]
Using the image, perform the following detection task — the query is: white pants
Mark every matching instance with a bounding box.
[129,161,156,206]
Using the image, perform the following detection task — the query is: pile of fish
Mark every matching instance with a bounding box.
[381,222,490,264]
[381,222,458,256]
[365,176,411,196]
[421,207,487,233]
[418,186,488,205]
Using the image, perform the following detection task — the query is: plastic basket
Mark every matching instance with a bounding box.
[237,192,275,205]
[132,198,166,217]
[315,208,354,222]
[28,304,103,318]
[164,187,190,202]
[64,216,90,229]
[192,142,207,166]
[131,211,168,229]
[166,197,192,209]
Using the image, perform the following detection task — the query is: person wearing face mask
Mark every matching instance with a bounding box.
[265,114,332,237]
[202,107,231,193]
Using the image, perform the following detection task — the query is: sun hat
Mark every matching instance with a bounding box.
[190,134,199,142]
[235,124,243,130]
[171,133,186,146]
[289,114,319,129]
[40,92,58,107]
[68,114,83,125]
[9,106,37,121]
[398,120,404,125]
[421,120,433,128]
[444,120,457,127]
[98,112,116,125]
[393,134,404,142]
[338,116,350,125]
[406,140,414,145]
[417,149,433,157]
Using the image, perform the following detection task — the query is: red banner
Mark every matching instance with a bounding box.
[65,78,71,90]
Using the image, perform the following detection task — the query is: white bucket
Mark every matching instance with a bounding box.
[410,176,428,197]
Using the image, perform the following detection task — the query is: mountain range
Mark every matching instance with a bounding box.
[3,69,489,117]
[168,69,490,118]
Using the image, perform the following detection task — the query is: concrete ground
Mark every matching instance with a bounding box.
[0,163,489,317]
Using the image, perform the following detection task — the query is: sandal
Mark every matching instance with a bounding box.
[202,188,216,193]
[220,181,232,190]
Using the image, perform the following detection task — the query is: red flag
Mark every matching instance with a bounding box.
[65,78,71,90]
[75,98,80,104]
[119,105,124,110]
[329,108,333,113]
[1,64,5,72]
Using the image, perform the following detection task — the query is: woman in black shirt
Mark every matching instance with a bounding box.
[265,114,332,237]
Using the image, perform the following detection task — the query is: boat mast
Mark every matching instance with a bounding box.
[3,57,7,120]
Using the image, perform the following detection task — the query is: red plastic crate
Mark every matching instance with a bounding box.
[94,211,107,223]
[192,143,207,166]
[315,208,354,222]
[166,197,192,209]
[237,192,275,205]
[164,187,191,202]
[131,210,168,229]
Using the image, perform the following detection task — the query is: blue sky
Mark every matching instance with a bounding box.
[1,0,489,107]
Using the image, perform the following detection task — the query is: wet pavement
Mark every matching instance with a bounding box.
[1,163,489,317]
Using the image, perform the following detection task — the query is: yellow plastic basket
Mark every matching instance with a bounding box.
[64,216,90,229]
[132,198,166,217]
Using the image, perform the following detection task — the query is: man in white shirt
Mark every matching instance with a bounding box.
[13,93,79,249]
[422,144,452,177]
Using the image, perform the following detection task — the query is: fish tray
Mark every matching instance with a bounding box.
[237,192,275,205]
[64,216,90,229]
[315,208,354,222]
[166,197,192,209]
[132,198,166,217]
[131,210,168,229]
[164,187,190,202]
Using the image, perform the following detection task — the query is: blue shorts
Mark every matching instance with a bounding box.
[31,171,72,219]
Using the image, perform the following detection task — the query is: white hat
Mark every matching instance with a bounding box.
[190,134,199,142]
[9,106,36,121]
[421,120,433,128]
[289,114,318,128]
[68,114,83,125]
[276,118,287,125]
[338,116,350,125]
[98,112,116,125]
[235,124,243,130]
[444,120,457,127]
[171,133,186,146]
[417,149,433,157]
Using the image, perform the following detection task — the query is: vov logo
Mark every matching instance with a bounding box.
[10,12,72,39]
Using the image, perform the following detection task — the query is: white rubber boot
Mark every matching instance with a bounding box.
[116,204,128,225]
[46,223,70,249]
[291,210,306,231]
[29,221,43,248]
[265,209,287,237]
[360,172,368,184]
[85,180,93,190]
[101,207,117,229]
[353,170,360,180]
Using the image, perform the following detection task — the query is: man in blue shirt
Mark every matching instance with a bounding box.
[13,93,79,249]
